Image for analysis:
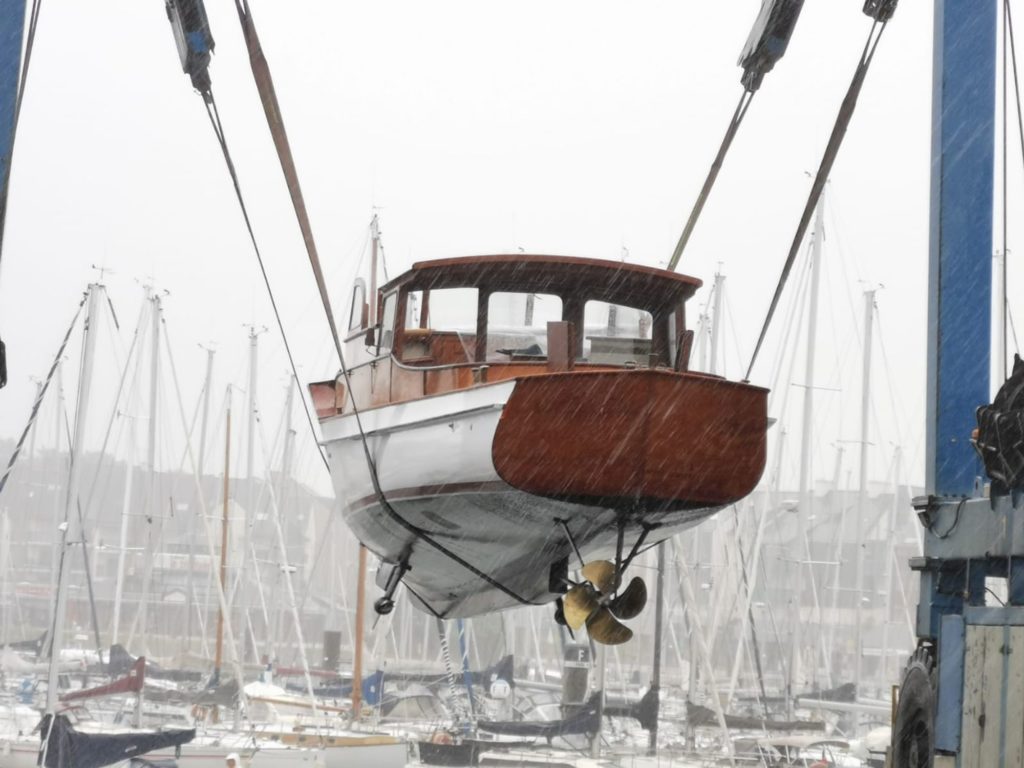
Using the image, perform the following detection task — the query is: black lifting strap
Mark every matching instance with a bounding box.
[667,90,755,272]
[745,19,890,381]
[228,1,537,610]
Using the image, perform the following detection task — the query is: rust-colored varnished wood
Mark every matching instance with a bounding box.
[490,369,767,510]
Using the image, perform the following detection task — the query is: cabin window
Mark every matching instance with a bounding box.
[348,279,367,331]
[582,300,653,365]
[377,291,398,353]
[667,311,677,367]
[486,292,562,361]
[405,290,424,329]
[398,287,477,365]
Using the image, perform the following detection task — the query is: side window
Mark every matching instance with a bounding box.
[397,288,477,364]
[348,279,367,332]
[423,287,478,333]
[406,290,423,329]
[667,309,678,368]
[377,292,398,353]
[582,300,653,364]
[486,292,562,361]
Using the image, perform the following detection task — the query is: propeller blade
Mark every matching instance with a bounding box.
[581,560,619,594]
[609,576,647,620]
[563,584,600,630]
[586,607,633,645]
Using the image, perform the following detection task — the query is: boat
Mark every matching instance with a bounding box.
[310,252,769,638]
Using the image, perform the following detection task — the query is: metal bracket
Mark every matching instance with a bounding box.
[374,558,410,616]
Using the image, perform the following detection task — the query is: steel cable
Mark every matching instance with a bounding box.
[668,90,755,271]
[746,21,888,381]
[200,91,329,474]
[0,290,86,499]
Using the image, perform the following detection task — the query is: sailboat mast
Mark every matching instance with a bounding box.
[147,291,160,478]
[369,214,380,321]
[854,289,876,703]
[43,363,65,658]
[197,347,215,474]
[647,543,665,755]
[709,270,725,375]
[111,426,134,646]
[351,543,367,720]
[134,290,161,648]
[790,191,825,710]
[878,447,902,685]
[46,283,102,713]
[215,392,232,681]
[272,380,296,656]
[590,642,607,758]
[242,327,259,663]
[186,348,215,653]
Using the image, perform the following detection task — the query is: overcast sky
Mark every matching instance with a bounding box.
[0,1,995,495]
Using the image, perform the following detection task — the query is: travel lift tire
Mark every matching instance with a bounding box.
[891,645,937,768]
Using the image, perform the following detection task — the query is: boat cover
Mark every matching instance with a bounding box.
[604,687,659,731]
[477,693,600,743]
[799,681,856,703]
[38,714,195,768]
[191,677,239,707]
[294,655,514,704]
[686,702,824,732]
[8,631,46,654]
[109,644,203,683]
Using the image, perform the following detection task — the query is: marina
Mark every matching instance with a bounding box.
[0,0,1020,766]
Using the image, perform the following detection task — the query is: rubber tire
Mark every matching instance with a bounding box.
[891,645,937,768]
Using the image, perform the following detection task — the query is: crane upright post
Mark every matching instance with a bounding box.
[0,0,29,388]
[893,2,1000,765]
[926,0,996,497]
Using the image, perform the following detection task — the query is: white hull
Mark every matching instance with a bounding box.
[320,381,714,617]
[321,381,516,509]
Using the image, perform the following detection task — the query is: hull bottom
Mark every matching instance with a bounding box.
[347,484,721,617]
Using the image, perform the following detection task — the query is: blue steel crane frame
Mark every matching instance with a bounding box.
[0,0,27,389]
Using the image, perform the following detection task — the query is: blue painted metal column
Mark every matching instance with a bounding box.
[0,0,27,232]
[927,0,998,497]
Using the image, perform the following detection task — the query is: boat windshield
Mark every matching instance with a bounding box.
[398,287,478,364]
[582,300,653,365]
[487,292,562,361]
[392,264,683,368]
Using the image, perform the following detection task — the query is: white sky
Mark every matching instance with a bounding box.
[0,1,985,495]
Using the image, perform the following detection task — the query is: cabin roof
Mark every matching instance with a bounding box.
[380,254,702,311]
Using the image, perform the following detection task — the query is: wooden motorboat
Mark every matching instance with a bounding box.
[310,254,768,639]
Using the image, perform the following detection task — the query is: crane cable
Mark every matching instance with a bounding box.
[667,89,756,272]
[199,90,328,475]
[0,290,86,499]
[745,18,889,382]
[217,0,537,611]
